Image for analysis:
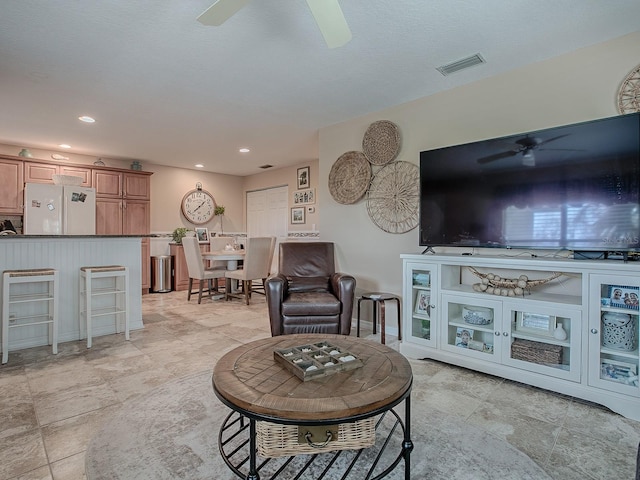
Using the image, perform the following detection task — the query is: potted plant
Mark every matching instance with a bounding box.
[171,227,189,244]
[215,205,226,234]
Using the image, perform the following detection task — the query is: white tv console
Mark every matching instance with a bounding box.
[400,253,640,421]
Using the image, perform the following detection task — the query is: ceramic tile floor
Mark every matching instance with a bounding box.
[1,290,639,480]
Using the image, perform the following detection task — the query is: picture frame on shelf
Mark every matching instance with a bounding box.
[600,358,639,386]
[297,166,310,189]
[608,285,639,310]
[195,227,209,243]
[291,207,305,224]
[516,312,555,337]
[414,290,430,315]
[455,327,474,348]
[293,188,315,205]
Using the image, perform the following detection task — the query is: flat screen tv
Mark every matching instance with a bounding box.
[419,113,640,252]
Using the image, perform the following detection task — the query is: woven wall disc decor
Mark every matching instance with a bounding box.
[362,120,401,166]
[366,161,419,234]
[329,151,372,204]
[618,63,640,114]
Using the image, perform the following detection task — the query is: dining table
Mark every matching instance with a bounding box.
[202,249,245,271]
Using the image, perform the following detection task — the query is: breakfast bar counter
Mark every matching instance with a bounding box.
[0,236,143,353]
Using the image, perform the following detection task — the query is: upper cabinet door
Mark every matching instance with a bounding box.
[92,170,122,198]
[123,173,150,200]
[59,165,92,186]
[24,162,59,184]
[0,158,24,214]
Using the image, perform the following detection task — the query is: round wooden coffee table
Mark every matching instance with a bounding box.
[213,334,413,480]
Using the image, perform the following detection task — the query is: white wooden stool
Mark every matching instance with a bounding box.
[2,268,59,364]
[79,265,129,348]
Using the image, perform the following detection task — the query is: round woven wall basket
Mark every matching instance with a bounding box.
[362,120,401,166]
[329,151,372,204]
[366,161,419,233]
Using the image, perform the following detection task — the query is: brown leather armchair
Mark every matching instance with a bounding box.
[266,242,356,336]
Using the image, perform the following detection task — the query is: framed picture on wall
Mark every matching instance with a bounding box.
[291,207,305,224]
[195,227,209,243]
[297,166,310,189]
[293,188,315,205]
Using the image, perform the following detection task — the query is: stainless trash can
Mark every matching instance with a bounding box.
[151,255,173,293]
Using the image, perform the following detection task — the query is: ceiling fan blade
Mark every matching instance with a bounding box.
[306,0,352,48]
[197,0,250,26]
[477,150,519,165]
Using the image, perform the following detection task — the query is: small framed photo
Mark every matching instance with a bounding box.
[291,207,305,224]
[297,166,310,189]
[195,227,209,243]
[516,312,555,337]
[415,290,430,315]
[600,358,639,386]
[293,188,315,205]
[608,285,639,310]
[455,327,474,348]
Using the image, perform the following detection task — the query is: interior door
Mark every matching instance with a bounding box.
[246,186,288,272]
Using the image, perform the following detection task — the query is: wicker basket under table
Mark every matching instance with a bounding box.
[511,338,563,366]
[256,417,376,458]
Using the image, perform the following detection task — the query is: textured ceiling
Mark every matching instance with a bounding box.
[1,1,639,176]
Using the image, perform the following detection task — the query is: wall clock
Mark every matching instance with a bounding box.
[181,183,216,225]
[618,63,640,114]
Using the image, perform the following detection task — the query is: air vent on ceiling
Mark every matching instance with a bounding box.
[259,164,273,169]
[437,53,485,76]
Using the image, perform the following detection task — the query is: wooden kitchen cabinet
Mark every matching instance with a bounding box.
[0,157,24,214]
[92,170,150,200]
[59,165,91,185]
[24,162,58,183]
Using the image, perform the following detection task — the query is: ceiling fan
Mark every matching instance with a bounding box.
[476,134,572,167]
[197,0,352,49]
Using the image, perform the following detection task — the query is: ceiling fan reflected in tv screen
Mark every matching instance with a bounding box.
[419,113,640,252]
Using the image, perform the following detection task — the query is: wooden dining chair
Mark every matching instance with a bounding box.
[182,236,227,304]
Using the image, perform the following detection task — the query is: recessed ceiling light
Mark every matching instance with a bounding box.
[78,116,95,123]
[59,144,71,149]
[195,164,204,168]
[239,148,250,153]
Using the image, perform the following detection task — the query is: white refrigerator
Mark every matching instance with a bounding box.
[24,183,96,235]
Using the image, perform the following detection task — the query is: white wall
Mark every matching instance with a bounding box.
[318,32,640,298]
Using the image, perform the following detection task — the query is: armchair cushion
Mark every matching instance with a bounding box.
[287,276,330,293]
[281,291,341,316]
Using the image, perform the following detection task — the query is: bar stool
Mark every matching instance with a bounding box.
[79,266,129,348]
[2,268,59,364]
[356,292,401,345]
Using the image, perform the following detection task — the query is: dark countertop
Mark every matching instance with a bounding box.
[0,234,158,239]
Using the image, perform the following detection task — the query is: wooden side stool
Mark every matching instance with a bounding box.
[356,292,401,345]
[2,268,59,364]
[79,265,129,348]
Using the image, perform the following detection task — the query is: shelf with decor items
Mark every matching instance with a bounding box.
[400,253,640,421]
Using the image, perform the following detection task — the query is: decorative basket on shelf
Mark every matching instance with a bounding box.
[511,339,563,366]
[468,267,563,297]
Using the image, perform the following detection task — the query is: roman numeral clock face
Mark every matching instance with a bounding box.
[181,189,215,225]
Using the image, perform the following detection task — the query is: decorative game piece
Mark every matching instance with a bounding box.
[362,120,401,166]
[328,151,371,204]
[366,161,419,233]
[273,341,363,381]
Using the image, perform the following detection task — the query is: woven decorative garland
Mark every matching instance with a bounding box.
[366,161,419,234]
[329,151,372,204]
[468,267,563,297]
[362,120,401,166]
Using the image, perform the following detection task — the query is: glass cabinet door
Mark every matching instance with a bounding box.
[441,294,502,360]
[589,275,640,397]
[503,303,581,382]
[405,262,436,348]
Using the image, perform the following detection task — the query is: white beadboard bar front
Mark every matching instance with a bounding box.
[0,237,143,352]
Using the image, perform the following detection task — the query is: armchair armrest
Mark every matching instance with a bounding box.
[266,273,288,336]
[330,272,356,335]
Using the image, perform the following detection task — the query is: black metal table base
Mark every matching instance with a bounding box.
[218,402,413,480]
